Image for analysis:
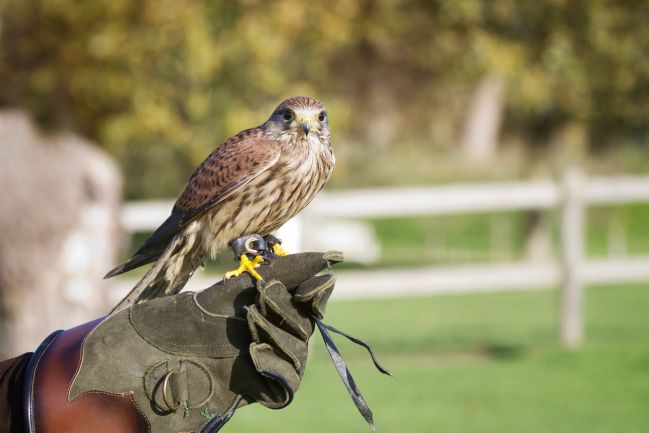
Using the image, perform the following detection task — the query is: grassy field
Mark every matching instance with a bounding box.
[119,204,649,432]
[225,283,649,433]
[368,204,649,268]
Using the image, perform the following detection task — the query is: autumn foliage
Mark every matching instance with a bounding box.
[1,1,647,197]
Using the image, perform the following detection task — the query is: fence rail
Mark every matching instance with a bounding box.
[117,170,649,348]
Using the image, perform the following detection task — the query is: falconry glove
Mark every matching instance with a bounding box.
[23,252,340,433]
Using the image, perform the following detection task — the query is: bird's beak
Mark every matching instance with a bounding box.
[299,119,311,136]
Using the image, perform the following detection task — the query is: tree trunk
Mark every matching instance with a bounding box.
[0,111,121,358]
[461,74,504,163]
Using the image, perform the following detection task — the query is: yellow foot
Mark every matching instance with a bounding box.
[272,243,289,256]
[225,254,265,281]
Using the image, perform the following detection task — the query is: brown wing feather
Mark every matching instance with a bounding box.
[176,127,281,225]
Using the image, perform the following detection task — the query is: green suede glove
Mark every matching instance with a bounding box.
[69,252,341,433]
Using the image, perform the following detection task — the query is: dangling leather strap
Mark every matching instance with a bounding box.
[315,319,392,432]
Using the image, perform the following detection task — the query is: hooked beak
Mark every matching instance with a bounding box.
[299,119,311,136]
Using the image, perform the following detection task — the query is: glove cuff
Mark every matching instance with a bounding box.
[23,318,151,433]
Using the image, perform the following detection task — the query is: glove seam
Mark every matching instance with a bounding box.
[193,291,247,321]
[68,317,106,401]
[258,282,310,341]
[130,308,247,354]
[248,343,296,409]
[246,307,303,372]
[293,275,336,303]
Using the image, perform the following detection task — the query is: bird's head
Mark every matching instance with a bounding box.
[264,96,329,142]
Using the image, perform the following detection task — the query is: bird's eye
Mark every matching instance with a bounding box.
[318,111,327,122]
[282,109,293,121]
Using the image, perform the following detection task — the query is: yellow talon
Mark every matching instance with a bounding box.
[272,243,289,256]
[225,254,265,281]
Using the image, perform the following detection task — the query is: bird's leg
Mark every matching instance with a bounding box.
[264,234,289,257]
[225,234,267,281]
[273,243,289,257]
[225,254,264,281]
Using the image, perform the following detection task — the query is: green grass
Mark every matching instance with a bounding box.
[369,211,528,266]
[118,204,649,431]
[225,283,649,433]
[368,204,649,268]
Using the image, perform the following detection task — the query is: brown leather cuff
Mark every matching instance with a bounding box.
[23,319,151,433]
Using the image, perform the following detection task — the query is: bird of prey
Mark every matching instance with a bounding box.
[105,96,335,312]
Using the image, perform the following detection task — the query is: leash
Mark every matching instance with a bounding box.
[315,318,392,431]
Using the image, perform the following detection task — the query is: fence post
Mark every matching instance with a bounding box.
[560,168,586,348]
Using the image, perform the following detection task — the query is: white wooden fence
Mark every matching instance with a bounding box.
[118,169,649,348]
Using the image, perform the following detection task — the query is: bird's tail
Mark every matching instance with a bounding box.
[109,225,204,314]
[104,252,160,279]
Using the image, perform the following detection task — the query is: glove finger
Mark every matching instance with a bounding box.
[245,304,307,374]
[257,280,314,341]
[249,342,300,409]
[293,274,336,319]
[257,251,343,292]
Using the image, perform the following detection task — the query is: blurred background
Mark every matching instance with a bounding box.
[1,1,648,432]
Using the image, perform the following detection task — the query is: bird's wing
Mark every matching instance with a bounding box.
[176,128,281,225]
[109,129,280,307]
[105,128,281,279]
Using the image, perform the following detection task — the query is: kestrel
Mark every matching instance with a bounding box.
[106,96,335,312]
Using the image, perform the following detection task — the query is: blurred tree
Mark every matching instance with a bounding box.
[0,0,647,198]
[0,110,121,357]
